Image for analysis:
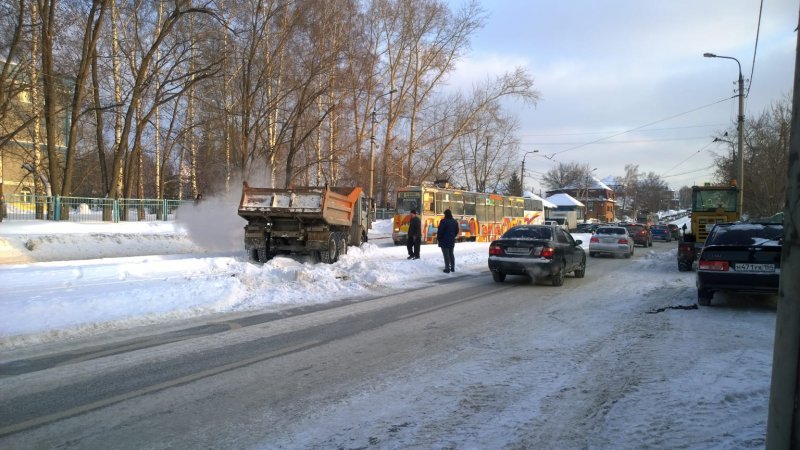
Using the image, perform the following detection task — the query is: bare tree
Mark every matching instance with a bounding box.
[713,95,791,217]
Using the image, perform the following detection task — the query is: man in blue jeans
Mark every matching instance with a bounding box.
[437,209,458,273]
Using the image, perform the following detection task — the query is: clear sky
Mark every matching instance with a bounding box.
[447,0,798,192]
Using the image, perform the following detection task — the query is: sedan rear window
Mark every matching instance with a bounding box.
[707,224,783,246]
[502,227,552,240]
[597,227,625,235]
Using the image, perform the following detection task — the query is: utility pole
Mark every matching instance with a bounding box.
[521,149,539,193]
[765,6,800,447]
[704,52,745,218]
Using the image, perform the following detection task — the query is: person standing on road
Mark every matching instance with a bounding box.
[437,209,458,273]
[406,209,422,260]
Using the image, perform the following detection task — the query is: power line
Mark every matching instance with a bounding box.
[549,97,734,157]
[661,164,716,179]
[517,123,730,138]
[522,135,716,146]
[747,0,764,97]
[661,140,716,177]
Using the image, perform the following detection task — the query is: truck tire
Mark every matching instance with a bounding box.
[320,234,339,264]
[336,233,347,258]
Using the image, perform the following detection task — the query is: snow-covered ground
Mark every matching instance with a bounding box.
[0,206,779,448]
[2,212,575,348]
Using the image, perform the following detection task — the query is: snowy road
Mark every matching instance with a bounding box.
[0,241,776,449]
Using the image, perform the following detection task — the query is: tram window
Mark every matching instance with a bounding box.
[423,192,435,214]
[494,198,504,219]
[464,194,476,215]
[476,196,487,222]
[524,198,534,210]
[451,193,464,215]
[436,192,451,214]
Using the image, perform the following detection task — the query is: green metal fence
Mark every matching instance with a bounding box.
[1,194,190,223]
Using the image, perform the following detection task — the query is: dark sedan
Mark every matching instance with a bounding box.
[696,222,783,306]
[488,225,586,286]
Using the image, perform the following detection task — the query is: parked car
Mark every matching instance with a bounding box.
[544,219,569,231]
[622,223,652,247]
[589,226,634,258]
[575,222,600,234]
[650,224,672,242]
[696,222,783,306]
[488,225,586,286]
[667,223,681,239]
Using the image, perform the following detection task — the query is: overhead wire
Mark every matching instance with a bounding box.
[661,140,717,177]
[746,0,764,97]
[548,96,734,158]
[661,165,716,179]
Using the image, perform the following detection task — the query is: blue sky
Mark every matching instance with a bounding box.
[446,0,797,192]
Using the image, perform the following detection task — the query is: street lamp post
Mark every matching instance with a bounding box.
[704,52,745,218]
[584,168,597,222]
[520,150,539,192]
[369,89,397,208]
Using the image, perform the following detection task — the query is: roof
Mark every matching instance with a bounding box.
[545,192,585,207]
[523,191,557,209]
[560,175,612,191]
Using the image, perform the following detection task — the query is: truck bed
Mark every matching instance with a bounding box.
[238,183,361,227]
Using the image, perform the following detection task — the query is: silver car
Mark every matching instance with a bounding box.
[589,226,634,258]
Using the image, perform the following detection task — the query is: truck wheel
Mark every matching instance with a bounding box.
[320,234,339,264]
[678,260,691,272]
[336,233,347,258]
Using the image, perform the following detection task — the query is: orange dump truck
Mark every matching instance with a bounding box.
[238,182,371,263]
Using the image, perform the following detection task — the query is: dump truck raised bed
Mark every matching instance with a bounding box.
[238,182,371,263]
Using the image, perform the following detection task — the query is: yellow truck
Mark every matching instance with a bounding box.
[238,182,371,263]
[677,183,739,271]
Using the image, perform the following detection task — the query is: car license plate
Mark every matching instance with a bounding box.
[506,247,530,255]
[734,263,775,272]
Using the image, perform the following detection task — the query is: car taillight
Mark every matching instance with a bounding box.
[540,247,555,258]
[590,237,599,243]
[698,260,729,271]
[489,245,504,256]
[618,238,629,244]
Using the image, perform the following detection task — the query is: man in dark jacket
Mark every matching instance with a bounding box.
[406,209,422,260]
[437,209,459,273]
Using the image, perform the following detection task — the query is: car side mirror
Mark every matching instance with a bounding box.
[574,240,582,246]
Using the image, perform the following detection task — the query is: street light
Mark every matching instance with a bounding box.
[584,168,597,222]
[520,150,539,191]
[704,52,745,218]
[369,89,397,208]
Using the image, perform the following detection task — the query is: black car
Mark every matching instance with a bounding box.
[696,222,783,306]
[488,225,586,286]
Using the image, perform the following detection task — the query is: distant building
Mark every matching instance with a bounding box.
[1,60,69,203]
[545,176,616,222]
